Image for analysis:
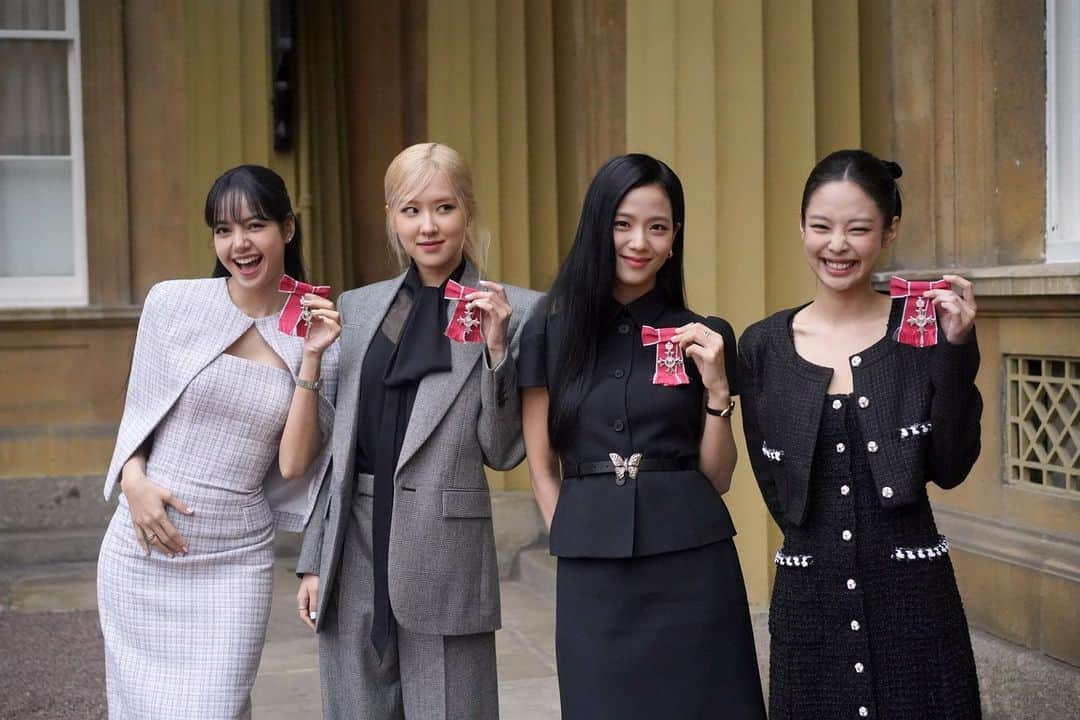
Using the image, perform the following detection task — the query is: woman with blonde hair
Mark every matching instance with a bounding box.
[296,142,540,719]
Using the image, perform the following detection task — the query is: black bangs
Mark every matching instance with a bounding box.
[205,165,307,282]
[210,188,272,228]
[205,170,275,228]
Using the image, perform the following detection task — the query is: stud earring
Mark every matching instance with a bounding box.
[668,250,673,259]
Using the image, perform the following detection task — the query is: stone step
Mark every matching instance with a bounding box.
[0,528,105,566]
[517,546,556,600]
[0,527,305,569]
[0,475,116,532]
[0,561,100,613]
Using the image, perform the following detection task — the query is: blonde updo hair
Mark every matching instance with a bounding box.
[384,142,487,273]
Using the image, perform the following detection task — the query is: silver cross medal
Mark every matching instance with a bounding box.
[658,341,683,372]
[457,307,481,334]
[906,297,936,346]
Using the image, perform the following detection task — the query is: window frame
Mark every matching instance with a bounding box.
[1046,0,1080,263]
[0,0,88,307]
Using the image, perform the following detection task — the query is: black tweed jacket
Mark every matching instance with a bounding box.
[738,303,982,528]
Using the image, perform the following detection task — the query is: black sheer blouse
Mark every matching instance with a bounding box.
[356,260,463,656]
[518,287,741,558]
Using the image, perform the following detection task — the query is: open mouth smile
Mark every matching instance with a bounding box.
[233,255,263,276]
[821,258,857,275]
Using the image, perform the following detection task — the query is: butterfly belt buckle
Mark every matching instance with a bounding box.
[609,452,643,481]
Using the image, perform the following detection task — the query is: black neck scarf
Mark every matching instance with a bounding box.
[370,259,465,658]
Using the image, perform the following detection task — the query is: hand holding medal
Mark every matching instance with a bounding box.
[278,275,340,355]
[921,274,977,345]
[451,280,513,366]
[444,279,485,344]
[890,274,976,346]
[297,293,341,356]
[641,326,690,386]
[671,321,729,399]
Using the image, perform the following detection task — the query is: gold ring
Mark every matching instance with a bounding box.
[298,607,308,611]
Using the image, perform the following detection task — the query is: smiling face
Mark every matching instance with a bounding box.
[212,193,293,292]
[801,179,898,294]
[389,172,467,286]
[611,184,679,304]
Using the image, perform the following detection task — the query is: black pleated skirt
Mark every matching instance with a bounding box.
[555,539,767,720]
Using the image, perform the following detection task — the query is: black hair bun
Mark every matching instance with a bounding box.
[883,160,903,179]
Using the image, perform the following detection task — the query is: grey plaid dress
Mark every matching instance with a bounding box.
[97,316,295,720]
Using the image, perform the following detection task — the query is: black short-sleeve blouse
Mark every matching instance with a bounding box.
[518,287,739,558]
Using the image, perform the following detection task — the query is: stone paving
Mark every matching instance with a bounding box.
[250,563,565,719]
[0,559,566,719]
[2,557,1078,719]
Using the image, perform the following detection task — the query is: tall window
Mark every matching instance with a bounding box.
[0,0,86,306]
[1047,0,1080,263]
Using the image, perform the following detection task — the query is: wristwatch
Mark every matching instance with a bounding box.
[705,398,736,417]
[295,377,321,392]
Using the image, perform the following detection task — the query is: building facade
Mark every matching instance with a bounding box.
[1,0,1075,667]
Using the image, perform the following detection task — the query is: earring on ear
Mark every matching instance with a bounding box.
[668,250,673,259]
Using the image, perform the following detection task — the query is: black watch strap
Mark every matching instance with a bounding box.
[706,398,736,417]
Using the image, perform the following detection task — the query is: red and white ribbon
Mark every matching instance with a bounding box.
[889,276,951,347]
[641,325,689,385]
[278,274,330,337]
[444,279,484,343]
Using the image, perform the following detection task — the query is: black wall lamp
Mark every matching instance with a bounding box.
[270,0,296,151]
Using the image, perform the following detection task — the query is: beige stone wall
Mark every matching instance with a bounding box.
[928,309,1080,665]
[881,0,1079,665]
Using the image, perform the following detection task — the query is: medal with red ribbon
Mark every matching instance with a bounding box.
[641,325,690,385]
[278,274,330,337]
[890,276,951,347]
[444,279,484,343]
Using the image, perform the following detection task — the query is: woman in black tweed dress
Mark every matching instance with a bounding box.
[739,150,982,719]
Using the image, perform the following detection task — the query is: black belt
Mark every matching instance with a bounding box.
[565,455,696,478]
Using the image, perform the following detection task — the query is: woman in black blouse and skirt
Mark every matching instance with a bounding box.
[739,149,982,719]
[519,154,766,719]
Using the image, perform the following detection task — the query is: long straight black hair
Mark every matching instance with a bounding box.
[205,165,306,281]
[545,153,687,451]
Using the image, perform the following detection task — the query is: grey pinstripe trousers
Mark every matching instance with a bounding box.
[317,487,499,720]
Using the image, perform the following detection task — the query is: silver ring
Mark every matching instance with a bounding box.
[145,533,157,544]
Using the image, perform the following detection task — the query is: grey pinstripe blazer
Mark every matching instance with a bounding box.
[298,262,541,636]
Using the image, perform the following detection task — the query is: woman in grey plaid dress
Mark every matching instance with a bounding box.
[97,166,339,719]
